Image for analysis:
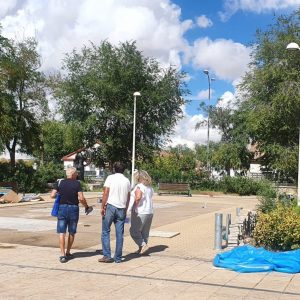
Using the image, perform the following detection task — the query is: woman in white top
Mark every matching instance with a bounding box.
[127,170,154,254]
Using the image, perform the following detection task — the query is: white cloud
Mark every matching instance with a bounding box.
[0,0,18,18]
[220,0,300,21]
[196,15,213,28]
[189,37,251,82]
[216,91,236,109]
[168,105,221,148]
[196,89,215,100]
[0,0,192,71]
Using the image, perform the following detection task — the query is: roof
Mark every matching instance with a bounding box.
[61,147,86,161]
[61,142,103,161]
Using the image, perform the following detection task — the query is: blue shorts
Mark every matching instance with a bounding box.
[57,204,79,234]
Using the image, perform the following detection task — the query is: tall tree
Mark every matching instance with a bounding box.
[53,41,187,166]
[236,9,300,180]
[0,35,48,168]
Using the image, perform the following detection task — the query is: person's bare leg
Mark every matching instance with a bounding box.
[66,234,75,255]
[59,233,66,256]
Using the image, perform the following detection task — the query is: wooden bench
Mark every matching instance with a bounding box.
[158,183,192,197]
[0,182,18,193]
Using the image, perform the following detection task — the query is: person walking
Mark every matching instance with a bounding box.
[51,167,92,263]
[99,162,131,263]
[127,170,154,255]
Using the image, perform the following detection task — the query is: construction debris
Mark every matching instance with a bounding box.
[0,189,22,203]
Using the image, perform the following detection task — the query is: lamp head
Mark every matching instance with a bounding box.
[203,70,209,75]
[133,92,141,96]
[286,42,300,51]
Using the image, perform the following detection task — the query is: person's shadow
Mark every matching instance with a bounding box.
[70,249,101,259]
[122,245,169,262]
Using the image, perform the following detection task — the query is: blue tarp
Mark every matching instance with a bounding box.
[213,245,300,273]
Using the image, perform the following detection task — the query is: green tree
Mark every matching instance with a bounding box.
[0,35,48,168]
[211,142,251,176]
[236,10,300,180]
[139,146,199,184]
[53,41,188,166]
[39,120,85,163]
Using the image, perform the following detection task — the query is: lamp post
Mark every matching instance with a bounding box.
[203,70,215,172]
[131,91,141,188]
[286,42,300,205]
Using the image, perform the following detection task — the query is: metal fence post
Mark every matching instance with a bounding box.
[224,213,231,247]
[214,213,223,250]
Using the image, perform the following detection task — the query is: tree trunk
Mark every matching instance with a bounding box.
[226,167,230,176]
[6,138,17,170]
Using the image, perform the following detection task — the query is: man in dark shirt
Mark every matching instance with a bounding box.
[51,167,92,263]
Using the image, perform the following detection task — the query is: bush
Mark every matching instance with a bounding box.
[33,162,65,192]
[219,176,257,195]
[0,160,65,193]
[253,204,300,251]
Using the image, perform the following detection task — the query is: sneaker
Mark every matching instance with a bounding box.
[140,244,149,255]
[115,260,122,263]
[98,256,113,263]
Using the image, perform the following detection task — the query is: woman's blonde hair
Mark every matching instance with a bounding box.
[134,170,152,186]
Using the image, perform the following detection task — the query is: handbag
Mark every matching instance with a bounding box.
[51,179,63,217]
[51,193,61,217]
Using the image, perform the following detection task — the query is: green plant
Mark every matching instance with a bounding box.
[0,160,65,193]
[256,181,277,213]
[33,162,65,192]
[253,204,300,251]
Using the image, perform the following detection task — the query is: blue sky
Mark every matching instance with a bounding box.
[0,0,299,148]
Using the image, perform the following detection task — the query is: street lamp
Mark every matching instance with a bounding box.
[131,91,141,188]
[203,70,215,172]
[286,42,300,205]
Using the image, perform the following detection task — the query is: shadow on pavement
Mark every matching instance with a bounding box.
[72,249,101,258]
[122,245,169,262]
[147,245,169,255]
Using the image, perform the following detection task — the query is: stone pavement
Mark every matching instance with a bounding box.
[1,193,300,299]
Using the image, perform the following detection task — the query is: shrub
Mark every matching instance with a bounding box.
[253,204,300,251]
[33,162,65,192]
[219,176,257,195]
[256,181,277,213]
[0,160,65,193]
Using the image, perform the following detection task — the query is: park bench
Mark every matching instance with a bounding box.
[0,181,18,193]
[158,183,192,197]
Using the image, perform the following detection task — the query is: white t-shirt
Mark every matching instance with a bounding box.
[104,173,131,208]
[128,183,154,214]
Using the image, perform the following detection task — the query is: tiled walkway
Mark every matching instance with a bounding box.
[1,193,299,299]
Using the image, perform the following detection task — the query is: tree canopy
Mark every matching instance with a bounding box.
[53,41,188,166]
[235,9,300,180]
[0,34,48,167]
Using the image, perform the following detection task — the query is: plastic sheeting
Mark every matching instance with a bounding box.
[213,245,300,273]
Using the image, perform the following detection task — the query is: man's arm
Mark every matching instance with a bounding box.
[125,192,131,212]
[101,187,110,216]
[78,191,88,209]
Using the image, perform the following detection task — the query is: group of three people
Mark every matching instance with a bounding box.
[51,162,154,263]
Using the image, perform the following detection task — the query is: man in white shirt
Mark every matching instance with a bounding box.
[99,162,131,263]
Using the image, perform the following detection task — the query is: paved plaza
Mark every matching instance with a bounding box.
[1,193,300,299]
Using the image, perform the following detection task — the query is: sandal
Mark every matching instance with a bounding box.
[59,256,67,263]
